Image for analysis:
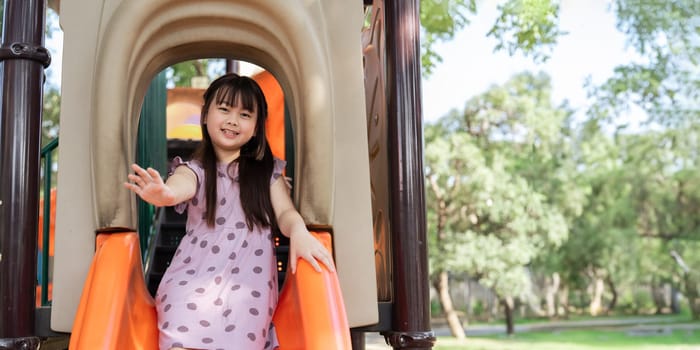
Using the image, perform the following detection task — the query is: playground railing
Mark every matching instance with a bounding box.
[39,137,59,306]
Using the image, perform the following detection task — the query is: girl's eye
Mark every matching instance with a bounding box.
[241,113,251,118]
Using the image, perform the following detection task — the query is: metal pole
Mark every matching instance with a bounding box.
[226,59,239,74]
[0,0,49,347]
[383,0,434,348]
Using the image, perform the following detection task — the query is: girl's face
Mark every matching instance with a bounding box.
[204,100,258,163]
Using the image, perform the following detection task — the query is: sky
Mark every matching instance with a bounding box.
[421,0,638,124]
[46,1,638,126]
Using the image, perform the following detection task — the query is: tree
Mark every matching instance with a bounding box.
[584,0,700,316]
[588,0,699,126]
[167,59,210,87]
[420,0,564,76]
[425,72,570,336]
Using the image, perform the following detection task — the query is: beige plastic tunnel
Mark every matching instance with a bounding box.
[52,0,377,332]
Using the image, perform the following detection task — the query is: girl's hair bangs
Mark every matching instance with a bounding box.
[213,83,258,114]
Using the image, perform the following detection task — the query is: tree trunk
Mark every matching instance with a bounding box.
[589,277,604,316]
[685,273,700,320]
[605,276,618,314]
[670,251,700,319]
[650,280,666,315]
[558,285,569,318]
[432,270,466,339]
[545,272,560,317]
[671,285,681,314]
[502,296,515,335]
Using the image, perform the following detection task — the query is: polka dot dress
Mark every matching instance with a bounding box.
[155,157,284,350]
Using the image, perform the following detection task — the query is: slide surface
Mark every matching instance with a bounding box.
[273,232,352,349]
[69,230,350,349]
[69,230,158,350]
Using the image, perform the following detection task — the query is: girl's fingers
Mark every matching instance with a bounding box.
[127,174,144,186]
[289,252,297,274]
[316,251,335,272]
[305,254,322,273]
[131,163,153,182]
[146,168,163,184]
[123,182,141,194]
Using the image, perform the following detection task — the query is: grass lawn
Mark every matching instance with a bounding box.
[433,329,700,349]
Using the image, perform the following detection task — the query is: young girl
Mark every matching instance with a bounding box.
[124,73,334,350]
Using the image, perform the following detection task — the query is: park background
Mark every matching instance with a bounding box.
[4,0,700,348]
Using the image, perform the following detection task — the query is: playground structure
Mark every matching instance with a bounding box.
[0,0,433,349]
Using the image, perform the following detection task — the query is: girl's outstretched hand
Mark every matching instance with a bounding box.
[124,163,176,207]
[289,230,336,274]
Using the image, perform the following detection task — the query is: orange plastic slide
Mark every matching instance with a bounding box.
[273,232,352,349]
[69,230,158,350]
[69,230,350,349]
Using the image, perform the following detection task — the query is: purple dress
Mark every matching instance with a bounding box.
[155,157,284,350]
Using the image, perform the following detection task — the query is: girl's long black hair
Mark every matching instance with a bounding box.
[192,73,278,233]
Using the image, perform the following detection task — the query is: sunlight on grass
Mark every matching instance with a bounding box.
[434,329,700,350]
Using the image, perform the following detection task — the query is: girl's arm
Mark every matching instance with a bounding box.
[270,178,335,274]
[124,163,197,207]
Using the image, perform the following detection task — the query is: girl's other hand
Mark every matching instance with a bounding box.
[124,163,176,207]
[289,230,336,274]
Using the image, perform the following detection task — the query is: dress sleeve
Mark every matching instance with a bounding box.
[169,156,201,214]
[271,157,287,185]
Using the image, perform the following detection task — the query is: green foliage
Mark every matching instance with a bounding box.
[167,59,210,87]
[426,72,571,298]
[165,59,229,87]
[589,0,700,125]
[420,0,476,76]
[42,87,60,147]
[488,0,565,63]
[420,0,564,77]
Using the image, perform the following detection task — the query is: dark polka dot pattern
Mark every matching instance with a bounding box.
[156,157,284,349]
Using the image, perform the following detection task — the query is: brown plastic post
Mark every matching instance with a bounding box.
[0,0,48,346]
[383,0,435,349]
